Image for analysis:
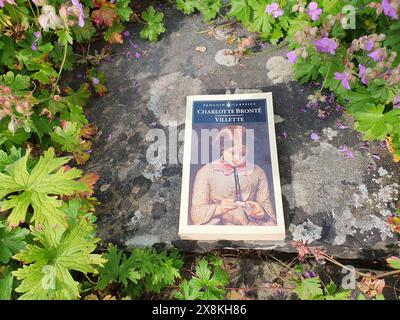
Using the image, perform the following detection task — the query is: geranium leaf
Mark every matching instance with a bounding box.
[13,221,105,300]
[0,148,88,228]
[140,6,166,42]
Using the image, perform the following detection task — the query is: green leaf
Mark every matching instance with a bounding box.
[176,258,228,300]
[357,293,366,300]
[175,280,202,300]
[0,147,23,172]
[49,45,76,72]
[367,79,389,101]
[0,268,13,300]
[294,277,323,300]
[384,21,400,62]
[344,86,375,113]
[13,221,105,300]
[354,104,400,140]
[50,121,83,153]
[293,55,321,83]
[116,0,133,21]
[228,0,252,23]
[387,256,400,270]
[0,148,88,228]
[61,199,97,229]
[56,30,73,46]
[375,294,385,300]
[1,71,30,96]
[0,219,29,263]
[71,19,96,43]
[323,281,351,300]
[196,0,221,22]
[64,84,91,108]
[0,124,31,148]
[97,245,182,295]
[248,0,273,34]
[176,0,197,15]
[0,36,16,69]
[96,244,125,290]
[30,114,55,140]
[140,6,166,42]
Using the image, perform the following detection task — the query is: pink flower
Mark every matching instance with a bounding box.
[394,95,400,109]
[306,2,322,21]
[0,0,15,7]
[314,37,338,55]
[287,50,298,63]
[32,0,47,6]
[334,72,352,90]
[368,48,387,61]
[38,5,64,31]
[382,0,399,20]
[71,0,84,27]
[358,64,368,84]
[265,3,284,18]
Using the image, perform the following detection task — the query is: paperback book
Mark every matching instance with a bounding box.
[179,92,285,240]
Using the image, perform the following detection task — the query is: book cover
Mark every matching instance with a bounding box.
[179,92,285,241]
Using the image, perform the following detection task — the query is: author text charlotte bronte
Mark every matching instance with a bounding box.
[190,125,276,226]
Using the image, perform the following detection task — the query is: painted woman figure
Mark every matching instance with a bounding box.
[190,125,276,226]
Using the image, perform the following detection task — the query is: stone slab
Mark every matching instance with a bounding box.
[83,7,400,259]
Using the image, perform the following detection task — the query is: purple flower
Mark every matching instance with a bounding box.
[314,37,338,55]
[336,121,350,129]
[368,48,387,62]
[281,131,288,138]
[310,132,319,141]
[339,146,354,158]
[336,104,345,113]
[129,39,138,49]
[71,0,84,27]
[92,77,99,85]
[393,95,400,109]
[31,31,41,51]
[287,50,298,64]
[364,39,374,51]
[372,154,381,160]
[382,0,399,20]
[306,2,323,21]
[258,41,266,49]
[360,142,369,150]
[135,52,141,60]
[265,3,284,18]
[34,31,41,40]
[305,271,317,278]
[334,72,351,90]
[123,31,130,37]
[358,64,368,85]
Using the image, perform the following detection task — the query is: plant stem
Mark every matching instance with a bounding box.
[322,254,370,278]
[195,20,238,34]
[28,0,38,20]
[320,61,331,91]
[253,42,289,56]
[375,269,400,279]
[51,42,68,97]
